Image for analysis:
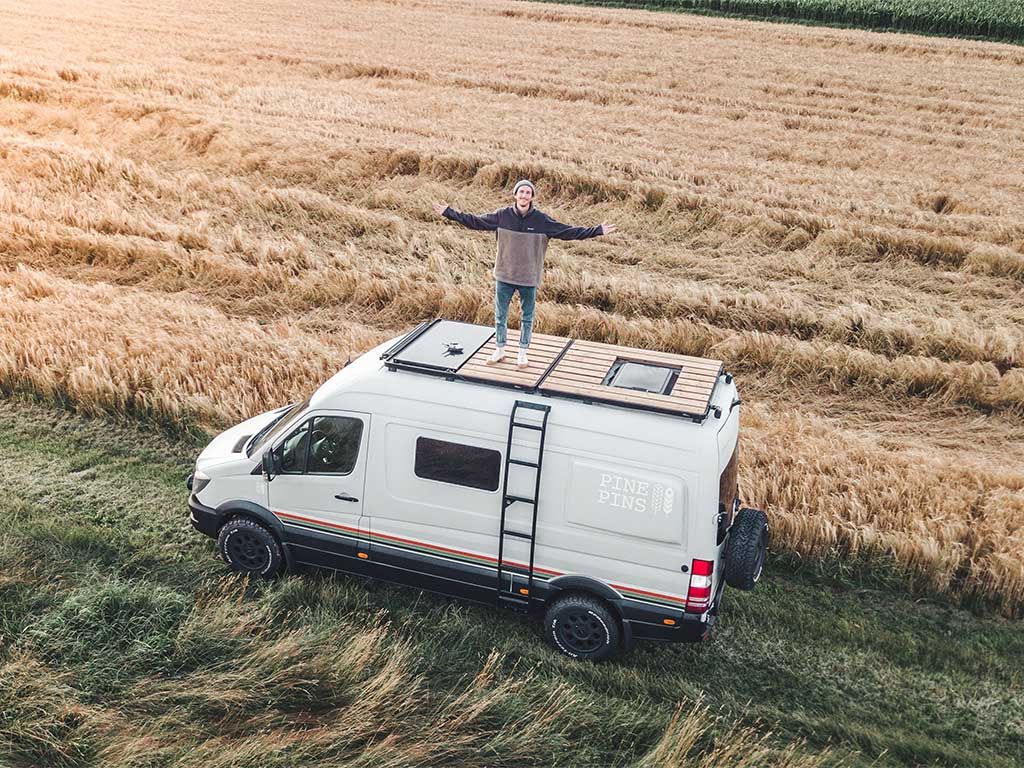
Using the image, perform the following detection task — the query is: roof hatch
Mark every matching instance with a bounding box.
[602,359,680,395]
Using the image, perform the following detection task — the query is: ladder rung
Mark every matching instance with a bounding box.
[508,458,539,468]
[505,495,535,506]
[515,402,551,412]
[502,528,533,540]
[498,401,546,605]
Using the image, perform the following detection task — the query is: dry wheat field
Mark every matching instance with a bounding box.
[1,0,1023,613]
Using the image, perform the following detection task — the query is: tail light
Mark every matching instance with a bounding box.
[685,558,714,613]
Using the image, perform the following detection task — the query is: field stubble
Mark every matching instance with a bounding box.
[0,0,1023,615]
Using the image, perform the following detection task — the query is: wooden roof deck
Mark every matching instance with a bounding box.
[382,320,724,421]
[540,339,722,417]
[458,329,569,390]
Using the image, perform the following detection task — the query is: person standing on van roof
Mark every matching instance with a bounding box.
[432,180,616,369]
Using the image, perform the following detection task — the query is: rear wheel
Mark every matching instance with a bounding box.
[217,517,283,578]
[724,507,769,590]
[543,594,620,662]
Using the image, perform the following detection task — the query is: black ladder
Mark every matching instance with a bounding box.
[496,400,551,609]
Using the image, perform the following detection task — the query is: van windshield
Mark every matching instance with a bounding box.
[246,399,310,458]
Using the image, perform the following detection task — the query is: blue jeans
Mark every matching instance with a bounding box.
[494,280,536,347]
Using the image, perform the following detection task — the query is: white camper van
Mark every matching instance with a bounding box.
[187,319,768,661]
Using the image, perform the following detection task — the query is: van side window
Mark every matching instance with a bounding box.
[414,437,501,491]
[717,442,739,545]
[308,416,363,475]
[280,421,310,474]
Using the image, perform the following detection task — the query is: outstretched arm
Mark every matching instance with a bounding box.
[541,212,616,240]
[432,201,499,231]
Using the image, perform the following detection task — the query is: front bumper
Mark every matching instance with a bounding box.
[188,494,221,538]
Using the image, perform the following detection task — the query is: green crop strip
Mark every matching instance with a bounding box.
[528,0,1024,44]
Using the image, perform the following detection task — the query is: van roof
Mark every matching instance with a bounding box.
[378,319,724,422]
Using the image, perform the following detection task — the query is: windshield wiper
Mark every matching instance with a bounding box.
[245,404,295,458]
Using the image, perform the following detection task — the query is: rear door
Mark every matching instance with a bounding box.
[268,410,370,566]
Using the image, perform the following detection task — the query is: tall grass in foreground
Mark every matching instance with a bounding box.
[2,576,835,768]
[7,397,1024,767]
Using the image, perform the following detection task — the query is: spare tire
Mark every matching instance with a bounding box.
[724,507,768,590]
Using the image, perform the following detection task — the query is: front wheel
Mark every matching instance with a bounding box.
[543,594,620,662]
[217,517,283,578]
[724,507,769,590]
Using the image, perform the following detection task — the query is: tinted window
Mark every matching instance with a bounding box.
[717,442,739,545]
[280,421,310,473]
[414,437,501,491]
[307,416,363,475]
[247,398,311,457]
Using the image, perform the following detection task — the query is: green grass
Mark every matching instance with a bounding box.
[1,395,1022,766]
[527,0,1024,45]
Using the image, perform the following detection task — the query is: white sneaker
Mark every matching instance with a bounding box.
[486,346,505,365]
[516,347,529,369]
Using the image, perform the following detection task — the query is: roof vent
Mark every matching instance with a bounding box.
[602,359,679,395]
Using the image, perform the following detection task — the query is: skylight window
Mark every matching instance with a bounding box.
[602,359,679,395]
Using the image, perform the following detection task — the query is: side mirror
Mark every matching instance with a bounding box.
[262,450,276,481]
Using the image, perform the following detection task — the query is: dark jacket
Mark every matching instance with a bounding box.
[443,204,603,287]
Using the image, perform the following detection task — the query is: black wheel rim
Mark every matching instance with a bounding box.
[753,528,767,582]
[556,610,605,654]
[228,530,269,572]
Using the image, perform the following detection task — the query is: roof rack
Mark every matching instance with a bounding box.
[381,319,723,422]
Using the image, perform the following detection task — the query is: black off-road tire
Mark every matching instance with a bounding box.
[724,507,769,590]
[217,517,284,579]
[543,594,621,662]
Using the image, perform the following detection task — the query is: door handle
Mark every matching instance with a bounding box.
[335,493,359,502]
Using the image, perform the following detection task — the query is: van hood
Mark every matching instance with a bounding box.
[197,406,290,470]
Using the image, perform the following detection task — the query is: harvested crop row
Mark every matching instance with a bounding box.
[2,0,1022,254]
[2,104,1022,364]
[5,203,1021,372]
[0,265,383,429]
[4,208,1022,417]
[742,403,1024,614]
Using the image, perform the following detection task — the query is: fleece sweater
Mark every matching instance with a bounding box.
[442,204,603,287]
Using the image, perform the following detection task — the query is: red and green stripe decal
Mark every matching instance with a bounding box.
[275,510,685,609]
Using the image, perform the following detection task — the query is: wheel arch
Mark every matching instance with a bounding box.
[214,500,294,571]
[544,575,633,651]
[545,574,621,604]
